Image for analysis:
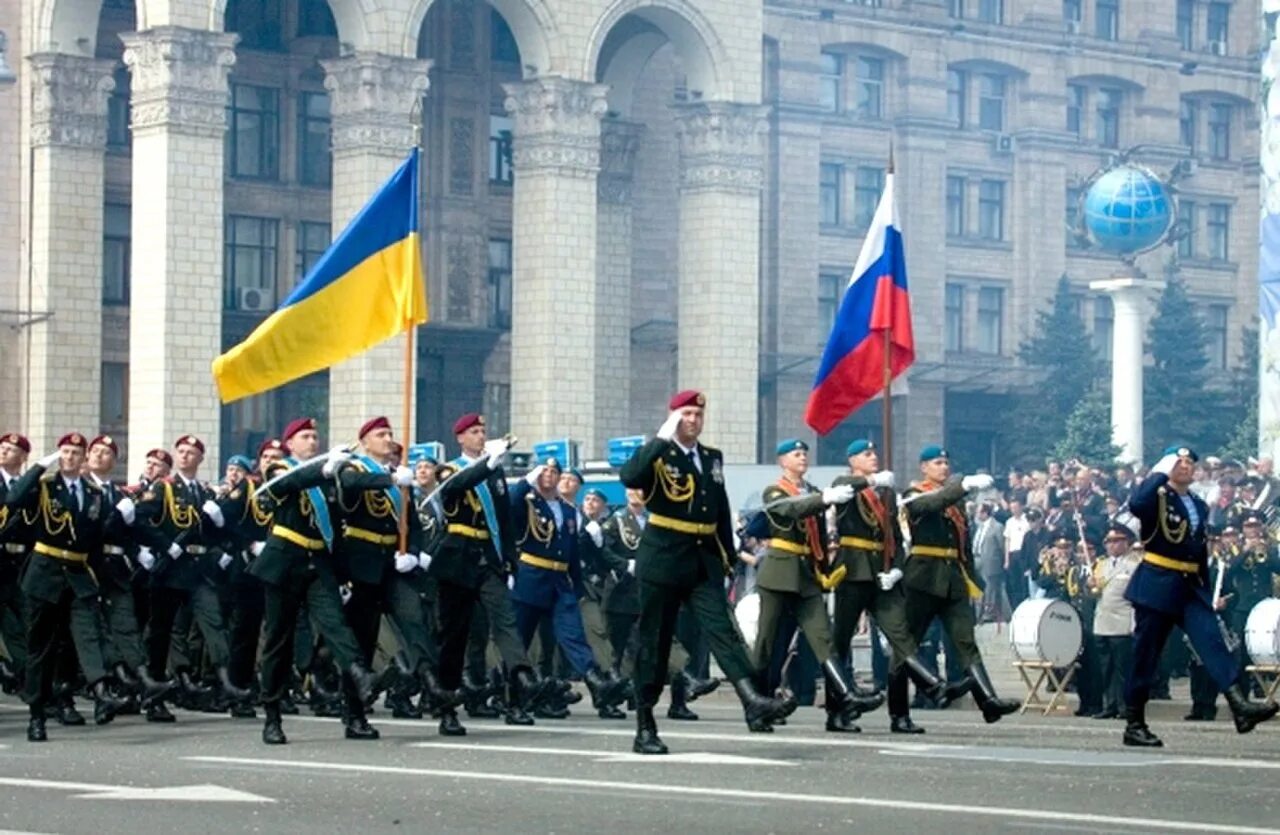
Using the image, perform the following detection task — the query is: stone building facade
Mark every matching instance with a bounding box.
[0,0,1260,476]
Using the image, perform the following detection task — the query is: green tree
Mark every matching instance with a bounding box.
[1005,275,1101,466]
[1143,276,1217,458]
[1218,325,1259,461]
[1054,388,1121,464]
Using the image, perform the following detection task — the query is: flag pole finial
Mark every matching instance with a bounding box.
[887,141,895,175]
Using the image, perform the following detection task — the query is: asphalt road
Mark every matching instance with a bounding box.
[0,693,1276,835]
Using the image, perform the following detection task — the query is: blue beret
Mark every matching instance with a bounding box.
[920,444,949,462]
[846,439,875,457]
[565,468,584,483]
[227,455,253,472]
[583,488,607,502]
[1162,445,1198,462]
[775,438,809,456]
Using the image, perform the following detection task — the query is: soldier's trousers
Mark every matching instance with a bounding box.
[904,589,982,669]
[157,585,229,674]
[101,584,147,670]
[259,573,363,704]
[832,581,918,678]
[23,588,110,707]
[579,598,612,669]
[1094,634,1133,714]
[633,576,753,709]
[464,601,490,681]
[0,583,27,669]
[383,575,440,676]
[1125,599,1238,708]
[752,588,834,672]
[514,590,598,677]
[436,571,530,691]
[227,573,265,691]
[607,609,689,680]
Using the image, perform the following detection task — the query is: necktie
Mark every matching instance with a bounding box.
[688,449,702,475]
[72,481,82,512]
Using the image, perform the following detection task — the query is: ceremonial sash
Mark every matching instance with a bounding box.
[286,456,334,549]
[860,486,895,573]
[774,478,823,563]
[453,456,502,561]
[352,454,402,518]
[910,480,981,600]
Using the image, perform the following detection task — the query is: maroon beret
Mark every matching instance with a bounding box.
[282,418,317,445]
[668,389,706,410]
[257,438,284,457]
[452,413,484,435]
[0,433,30,453]
[146,449,173,467]
[58,432,87,450]
[174,434,205,454]
[89,435,119,456]
[359,416,391,439]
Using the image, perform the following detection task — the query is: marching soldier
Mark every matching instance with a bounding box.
[619,390,796,755]
[900,445,1018,723]
[829,439,968,734]
[577,486,620,717]
[0,432,31,688]
[1122,446,1277,747]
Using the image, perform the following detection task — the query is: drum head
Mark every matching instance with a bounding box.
[1246,598,1280,666]
[735,592,760,648]
[1009,599,1081,665]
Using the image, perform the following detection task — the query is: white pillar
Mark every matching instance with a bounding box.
[1090,275,1164,464]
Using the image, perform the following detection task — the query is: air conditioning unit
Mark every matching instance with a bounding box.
[238,286,273,312]
[1209,40,1226,56]
[993,133,1016,154]
[1065,18,1081,34]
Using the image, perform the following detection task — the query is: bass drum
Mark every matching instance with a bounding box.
[1246,598,1280,666]
[1009,598,1082,667]
[735,592,761,648]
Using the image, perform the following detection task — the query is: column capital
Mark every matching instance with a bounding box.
[121,27,237,138]
[674,101,769,194]
[503,76,609,178]
[322,52,432,156]
[1088,275,1166,304]
[598,119,644,204]
[28,54,116,149]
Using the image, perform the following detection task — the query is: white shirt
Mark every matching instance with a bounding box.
[1005,514,1030,553]
[672,440,702,474]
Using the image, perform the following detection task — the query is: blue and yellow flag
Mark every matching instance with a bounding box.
[212,149,427,403]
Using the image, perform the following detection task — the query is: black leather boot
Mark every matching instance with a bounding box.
[55,695,85,726]
[586,666,626,710]
[422,668,460,713]
[146,700,176,723]
[823,659,883,717]
[343,709,381,740]
[888,669,924,734]
[1224,683,1280,734]
[968,662,1018,723]
[904,657,970,708]
[734,678,797,731]
[346,662,376,704]
[506,668,539,726]
[685,672,721,701]
[262,702,287,745]
[136,665,173,704]
[177,670,210,698]
[438,708,467,736]
[667,671,699,721]
[113,662,139,690]
[0,658,18,694]
[821,659,862,733]
[218,666,253,701]
[463,670,500,718]
[633,706,668,755]
[27,706,47,742]
[92,680,126,726]
[1122,704,1162,747]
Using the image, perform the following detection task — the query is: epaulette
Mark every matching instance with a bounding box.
[84,480,104,494]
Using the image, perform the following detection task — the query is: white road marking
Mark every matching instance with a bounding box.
[184,755,1279,834]
[0,776,273,803]
[408,740,793,766]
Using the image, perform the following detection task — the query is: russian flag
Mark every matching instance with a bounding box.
[804,172,914,435]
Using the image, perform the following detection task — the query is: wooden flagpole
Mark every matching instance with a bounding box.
[397,108,425,554]
[882,143,895,471]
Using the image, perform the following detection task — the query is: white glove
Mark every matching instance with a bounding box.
[656,410,682,441]
[36,451,59,469]
[1151,453,1179,477]
[321,456,347,478]
[137,547,156,571]
[218,553,233,570]
[627,559,636,576]
[870,471,896,489]
[201,499,225,528]
[822,484,856,505]
[250,541,265,558]
[394,552,417,573]
[417,552,433,572]
[115,496,136,525]
[483,438,512,468]
[961,474,994,492]
[507,574,515,590]
[392,466,414,487]
[167,542,183,560]
[877,567,904,591]
[586,520,603,548]
[339,585,353,605]
[524,465,546,486]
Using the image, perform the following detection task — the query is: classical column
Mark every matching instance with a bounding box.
[595,119,643,450]
[504,77,608,450]
[121,28,235,476]
[24,54,115,452]
[322,53,430,440]
[1090,274,1164,464]
[673,102,769,461]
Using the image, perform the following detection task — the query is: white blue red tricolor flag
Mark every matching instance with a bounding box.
[804,172,915,435]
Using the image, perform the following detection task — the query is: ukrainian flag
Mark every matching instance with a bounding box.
[212,149,428,403]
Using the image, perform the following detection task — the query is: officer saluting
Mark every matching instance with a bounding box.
[1122,446,1278,747]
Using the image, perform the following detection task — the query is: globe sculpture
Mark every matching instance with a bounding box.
[1082,164,1174,255]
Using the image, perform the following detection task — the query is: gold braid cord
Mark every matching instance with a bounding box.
[39,484,74,539]
[1145,489,1188,547]
[247,481,274,528]
[163,482,199,531]
[518,497,555,548]
[652,459,695,508]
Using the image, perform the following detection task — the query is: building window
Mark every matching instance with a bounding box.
[1206,304,1228,368]
[295,221,330,283]
[976,286,1004,354]
[1093,295,1113,360]
[488,238,513,330]
[297,0,338,37]
[977,74,1005,131]
[820,163,843,226]
[947,70,967,127]
[1178,200,1197,257]
[1206,2,1229,51]
[1207,203,1230,261]
[818,271,844,335]
[106,66,130,151]
[224,215,279,311]
[485,383,512,434]
[489,114,514,185]
[854,57,884,120]
[491,9,521,64]
[1180,98,1199,151]
[1208,103,1231,160]
[1095,0,1119,40]
[1067,84,1085,138]
[1177,0,1195,49]
[945,283,965,352]
[101,362,128,426]
[950,0,965,18]
[227,83,280,180]
[1095,87,1120,148]
[978,179,1005,241]
[946,176,967,238]
[977,0,1003,23]
[297,92,331,187]
[819,52,843,113]
[224,0,283,51]
[853,166,884,231]
[1064,0,1082,23]
[103,203,130,304]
